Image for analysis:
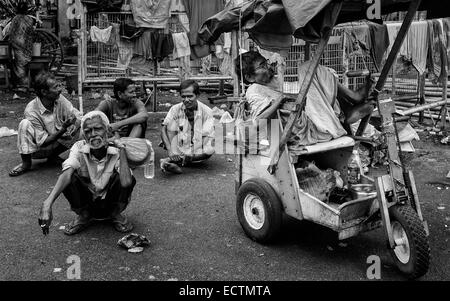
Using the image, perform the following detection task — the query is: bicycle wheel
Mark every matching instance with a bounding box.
[33,29,64,73]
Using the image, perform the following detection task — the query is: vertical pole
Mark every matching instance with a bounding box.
[342,32,349,88]
[304,41,311,61]
[77,3,86,115]
[231,30,239,97]
[391,64,396,95]
[440,68,448,129]
[153,60,157,112]
[418,73,425,123]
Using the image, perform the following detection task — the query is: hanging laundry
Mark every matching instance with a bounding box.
[223,32,231,53]
[427,19,448,83]
[177,13,190,33]
[183,0,224,58]
[345,22,388,72]
[151,32,174,62]
[367,22,389,71]
[182,0,224,47]
[120,22,144,40]
[443,18,450,70]
[443,17,450,70]
[108,23,121,46]
[170,0,185,13]
[172,32,191,59]
[130,0,172,29]
[90,26,113,43]
[116,39,134,69]
[386,23,400,56]
[133,29,154,59]
[408,21,428,75]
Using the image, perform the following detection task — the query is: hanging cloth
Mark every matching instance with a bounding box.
[408,21,428,75]
[90,26,113,43]
[172,32,191,59]
[427,19,448,83]
[130,0,171,29]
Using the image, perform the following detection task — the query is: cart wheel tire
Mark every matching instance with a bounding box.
[388,205,430,279]
[236,178,282,244]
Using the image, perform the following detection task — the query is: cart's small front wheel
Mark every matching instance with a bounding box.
[236,178,282,244]
[388,205,430,279]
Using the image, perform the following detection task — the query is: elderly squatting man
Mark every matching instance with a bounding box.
[9,71,82,176]
[38,111,136,235]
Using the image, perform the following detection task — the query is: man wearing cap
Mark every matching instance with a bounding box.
[38,111,136,235]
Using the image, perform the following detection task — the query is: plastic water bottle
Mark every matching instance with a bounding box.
[144,152,155,179]
[347,149,363,185]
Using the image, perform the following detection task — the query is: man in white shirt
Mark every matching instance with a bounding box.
[38,111,136,236]
[9,71,81,176]
[160,79,215,174]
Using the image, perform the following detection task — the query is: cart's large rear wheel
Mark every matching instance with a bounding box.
[236,178,282,244]
[388,205,430,279]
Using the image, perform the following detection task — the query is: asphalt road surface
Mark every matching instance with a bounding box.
[0,111,449,281]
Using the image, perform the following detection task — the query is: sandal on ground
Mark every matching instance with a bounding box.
[9,164,32,177]
[64,216,92,235]
[112,215,134,233]
[161,162,183,174]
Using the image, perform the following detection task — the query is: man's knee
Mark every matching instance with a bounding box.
[17,119,38,154]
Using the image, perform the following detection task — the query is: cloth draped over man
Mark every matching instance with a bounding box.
[243,63,346,149]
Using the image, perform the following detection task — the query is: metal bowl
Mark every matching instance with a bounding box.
[350,184,377,199]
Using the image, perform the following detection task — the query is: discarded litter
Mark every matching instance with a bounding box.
[118,233,150,251]
[167,278,178,281]
[128,247,144,253]
[0,127,18,138]
[59,226,65,230]
[441,136,450,144]
[227,158,233,162]
[338,242,348,248]
[326,245,334,251]
[53,268,62,273]
[258,253,265,257]
[437,206,446,210]
[148,275,156,280]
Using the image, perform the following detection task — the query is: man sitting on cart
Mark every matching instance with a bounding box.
[235,51,375,149]
[96,77,149,140]
[160,79,215,174]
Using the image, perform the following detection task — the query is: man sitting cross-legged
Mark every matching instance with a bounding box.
[96,77,149,140]
[160,79,215,174]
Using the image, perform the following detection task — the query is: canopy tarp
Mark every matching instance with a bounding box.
[198,0,446,50]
